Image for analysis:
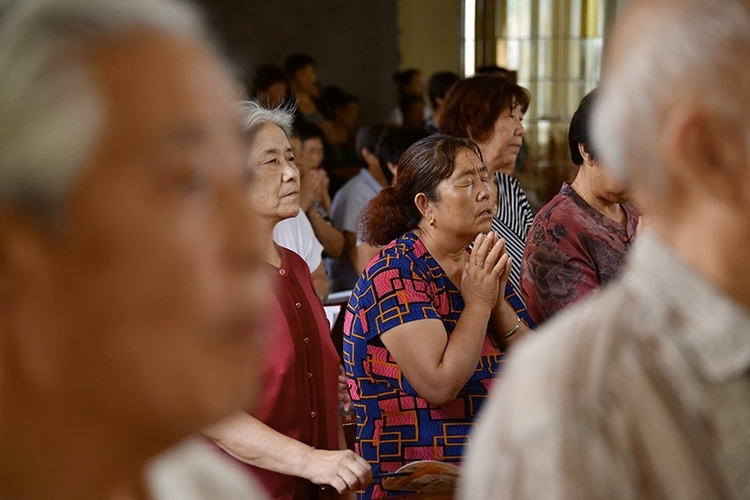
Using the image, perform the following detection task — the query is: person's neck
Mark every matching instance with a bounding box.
[432,108,443,126]
[651,199,750,311]
[0,383,155,500]
[415,225,470,281]
[367,161,389,187]
[571,172,624,223]
[264,217,283,267]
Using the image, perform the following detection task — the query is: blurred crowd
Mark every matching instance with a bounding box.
[2,0,750,499]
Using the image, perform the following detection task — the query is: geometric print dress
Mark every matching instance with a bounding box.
[343,231,530,498]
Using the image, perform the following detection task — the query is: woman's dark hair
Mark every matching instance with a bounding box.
[393,68,421,96]
[359,135,481,246]
[440,75,530,143]
[292,122,324,144]
[355,123,387,164]
[321,85,358,119]
[284,53,316,77]
[475,65,518,83]
[376,127,429,185]
[250,64,287,95]
[568,88,598,166]
[427,71,460,109]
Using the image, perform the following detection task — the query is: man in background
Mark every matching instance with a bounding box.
[462,0,750,498]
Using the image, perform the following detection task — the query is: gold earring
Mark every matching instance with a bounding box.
[429,217,435,226]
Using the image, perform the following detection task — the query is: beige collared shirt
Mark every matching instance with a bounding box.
[460,232,750,499]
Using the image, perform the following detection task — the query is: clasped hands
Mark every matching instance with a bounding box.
[461,232,512,311]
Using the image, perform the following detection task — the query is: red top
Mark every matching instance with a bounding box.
[520,183,639,325]
[241,246,341,500]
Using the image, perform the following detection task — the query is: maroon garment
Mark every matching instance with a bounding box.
[520,183,639,325]
[238,246,341,500]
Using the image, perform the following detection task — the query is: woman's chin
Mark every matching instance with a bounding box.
[473,219,493,235]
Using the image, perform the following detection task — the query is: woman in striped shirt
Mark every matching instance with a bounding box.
[440,75,533,301]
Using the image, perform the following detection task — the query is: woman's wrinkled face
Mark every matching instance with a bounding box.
[428,149,494,240]
[474,103,525,176]
[247,123,300,223]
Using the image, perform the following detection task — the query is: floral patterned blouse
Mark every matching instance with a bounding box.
[520,183,639,325]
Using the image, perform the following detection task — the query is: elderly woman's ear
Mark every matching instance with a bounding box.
[578,143,595,166]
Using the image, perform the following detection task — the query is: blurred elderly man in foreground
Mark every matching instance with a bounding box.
[0,0,270,498]
[461,0,750,498]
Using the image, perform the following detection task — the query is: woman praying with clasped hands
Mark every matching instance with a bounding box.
[343,135,532,499]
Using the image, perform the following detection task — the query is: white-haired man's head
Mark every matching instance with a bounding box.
[0,0,208,220]
[592,0,750,199]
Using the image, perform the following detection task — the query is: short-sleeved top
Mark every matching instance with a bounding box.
[343,231,530,499]
[326,168,384,292]
[492,172,534,296]
[520,182,639,325]
[273,209,324,272]
[226,247,340,500]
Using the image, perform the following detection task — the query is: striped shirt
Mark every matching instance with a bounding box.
[460,231,750,499]
[491,172,534,295]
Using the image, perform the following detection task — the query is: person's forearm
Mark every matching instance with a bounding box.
[490,300,531,347]
[311,263,330,302]
[343,232,358,271]
[309,211,344,258]
[422,302,493,405]
[204,412,313,478]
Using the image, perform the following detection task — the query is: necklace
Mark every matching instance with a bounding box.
[571,181,626,225]
[571,181,593,206]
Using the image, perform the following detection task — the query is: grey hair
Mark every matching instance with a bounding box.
[0,0,207,218]
[592,0,750,195]
[237,100,295,143]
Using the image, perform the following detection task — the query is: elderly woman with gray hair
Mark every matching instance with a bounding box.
[205,102,372,499]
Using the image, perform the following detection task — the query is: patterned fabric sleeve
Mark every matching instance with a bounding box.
[521,214,599,324]
[357,254,443,339]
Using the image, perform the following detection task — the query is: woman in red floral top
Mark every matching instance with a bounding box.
[520,89,640,325]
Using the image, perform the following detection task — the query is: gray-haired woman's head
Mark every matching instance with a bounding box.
[236,100,295,144]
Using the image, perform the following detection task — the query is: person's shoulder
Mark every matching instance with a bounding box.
[331,174,359,206]
[146,438,268,500]
[528,190,582,238]
[273,210,312,240]
[279,245,310,273]
[330,171,369,215]
[335,169,367,194]
[363,233,424,277]
[497,281,640,424]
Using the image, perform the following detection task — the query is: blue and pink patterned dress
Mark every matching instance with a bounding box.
[343,231,532,498]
